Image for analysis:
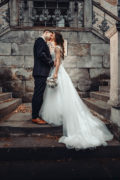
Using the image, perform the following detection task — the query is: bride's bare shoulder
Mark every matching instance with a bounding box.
[55,45,62,52]
[55,45,61,49]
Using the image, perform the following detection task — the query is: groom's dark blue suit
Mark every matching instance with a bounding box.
[32,37,54,119]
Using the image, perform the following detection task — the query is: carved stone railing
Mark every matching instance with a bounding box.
[1,0,120,39]
[17,0,84,28]
[0,0,9,7]
[0,0,10,35]
[92,1,120,37]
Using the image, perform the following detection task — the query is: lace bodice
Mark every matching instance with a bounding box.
[51,45,63,62]
[48,45,63,77]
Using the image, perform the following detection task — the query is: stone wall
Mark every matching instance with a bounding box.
[0,29,110,102]
[0,3,9,32]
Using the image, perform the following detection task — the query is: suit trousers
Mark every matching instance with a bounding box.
[32,76,47,119]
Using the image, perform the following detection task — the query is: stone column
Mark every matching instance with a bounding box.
[108,2,120,127]
[9,0,19,26]
[69,1,78,27]
[23,1,34,27]
[84,0,92,28]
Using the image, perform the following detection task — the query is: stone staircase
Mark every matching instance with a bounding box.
[0,87,22,120]
[0,85,62,137]
[0,85,120,180]
[82,79,111,120]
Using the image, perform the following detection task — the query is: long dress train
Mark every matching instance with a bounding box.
[39,46,113,150]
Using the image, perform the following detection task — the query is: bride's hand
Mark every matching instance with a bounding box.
[53,73,58,79]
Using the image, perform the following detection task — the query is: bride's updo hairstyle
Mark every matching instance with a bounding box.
[54,32,64,59]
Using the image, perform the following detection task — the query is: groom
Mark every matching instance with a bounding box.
[32,30,54,124]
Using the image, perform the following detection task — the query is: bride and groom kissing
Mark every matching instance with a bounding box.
[32,29,113,150]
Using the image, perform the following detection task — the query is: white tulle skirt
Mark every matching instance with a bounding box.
[39,63,113,150]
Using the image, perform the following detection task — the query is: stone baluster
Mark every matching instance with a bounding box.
[84,0,93,28]
[9,0,18,26]
[22,1,34,27]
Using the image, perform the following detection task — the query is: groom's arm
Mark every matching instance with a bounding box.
[41,52,54,67]
[34,38,54,67]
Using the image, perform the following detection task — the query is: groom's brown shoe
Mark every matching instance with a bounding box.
[32,118,48,125]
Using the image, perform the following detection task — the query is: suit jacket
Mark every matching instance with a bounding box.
[32,37,54,77]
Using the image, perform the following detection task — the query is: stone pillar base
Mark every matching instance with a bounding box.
[111,107,120,127]
[108,99,120,108]
[109,107,120,141]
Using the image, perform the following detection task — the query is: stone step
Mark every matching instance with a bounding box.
[89,109,110,124]
[0,98,22,119]
[90,91,109,102]
[0,103,62,136]
[77,91,89,98]
[0,87,2,92]
[0,121,62,137]
[0,92,12,101]
[99,86,110,92]
[99,79,110,86]
[82,98,111,119]
[0,136,119,161]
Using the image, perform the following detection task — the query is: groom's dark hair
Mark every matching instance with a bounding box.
[43,29,53,34]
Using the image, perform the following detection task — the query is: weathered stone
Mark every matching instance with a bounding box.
[23,92,33,102]
[103,54,110,68]
[0,43,11,55]
[78,32,105,44]
[13,68,33,80]
[61,30,105,44]
[61,31,69,40]
[0,31,24,43]
[24,56,34,68]
[9,0,19,26]
[12,91,25,99]
[84,0,92,28]
[109,30,120,108]
[91,44,110,56]
[68,43,90,56]
[0,68,33,81]
[63,56,79,68]
[90,68,110,79]
[77,55,103,68]
[0,3,9,32]
[78,91,90,98]
[2,80,25,93]
[6,112,31,122]
[111,107,120,127]
[24,31,40,43]
[65,68,83,82]
[25,80,34,92]
[100,0,117,14]
[0,67,12,81]
[0,56,24,68]
[65,32,78,43]
[38,30,43,37]
[11,43,33,55]
[78,79,91,91]
[118,33,120,56]
[65,68,91,91]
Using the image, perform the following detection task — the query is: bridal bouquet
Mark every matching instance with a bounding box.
[46,76,58,88]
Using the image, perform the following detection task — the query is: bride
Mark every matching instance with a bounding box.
[39,31,113,150]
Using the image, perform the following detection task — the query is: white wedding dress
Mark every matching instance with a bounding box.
[39,46,113,150]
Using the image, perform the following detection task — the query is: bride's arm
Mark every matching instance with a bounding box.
[53,47,61,79]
